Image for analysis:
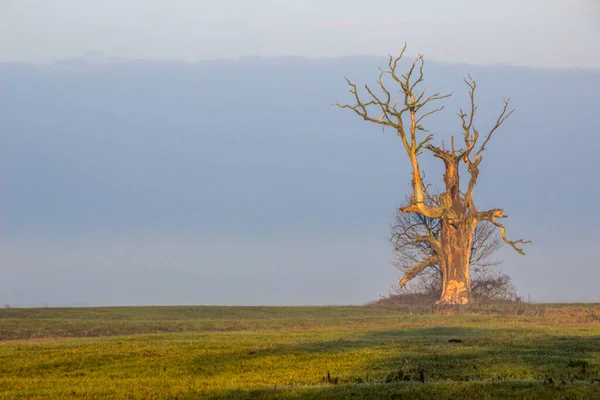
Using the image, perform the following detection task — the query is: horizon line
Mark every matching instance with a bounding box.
[1,54,599,72]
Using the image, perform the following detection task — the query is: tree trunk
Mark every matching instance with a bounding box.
[437,221,474,305]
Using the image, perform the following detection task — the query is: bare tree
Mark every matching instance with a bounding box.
[335,45,530,305]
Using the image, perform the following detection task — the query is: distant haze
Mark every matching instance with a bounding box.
[1,0,599,68]
[1,56,599,306]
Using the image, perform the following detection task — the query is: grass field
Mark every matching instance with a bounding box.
[1,304,600,399]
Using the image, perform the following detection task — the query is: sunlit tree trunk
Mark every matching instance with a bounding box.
[437,221,475,305]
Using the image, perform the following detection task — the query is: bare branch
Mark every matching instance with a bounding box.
[477,209,532,255]
[416,105,445,125]
[333,78,397,127]
[414,235,442,255]
[415,133,435,154]
[457,77,478,160]
[408,54,425,94]
[400,256,438,288]
[473,98,514,159]
[469,221,503,267]
[414,92,452,113]
[462,75,477,130]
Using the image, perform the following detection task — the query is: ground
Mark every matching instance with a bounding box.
[1,304,599,399]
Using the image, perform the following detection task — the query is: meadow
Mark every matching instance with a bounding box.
[1,304,600,399]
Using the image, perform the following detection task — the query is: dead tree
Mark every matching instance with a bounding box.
[335,45,530,305]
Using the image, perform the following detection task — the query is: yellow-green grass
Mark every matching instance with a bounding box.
[1,304,599,399]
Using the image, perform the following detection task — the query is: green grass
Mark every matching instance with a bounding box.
[1,304,600,399]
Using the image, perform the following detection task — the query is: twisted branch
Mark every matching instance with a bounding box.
[477,209,531,255]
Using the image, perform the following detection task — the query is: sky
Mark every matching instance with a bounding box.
[1,2,599,307]
[0,0,599,67]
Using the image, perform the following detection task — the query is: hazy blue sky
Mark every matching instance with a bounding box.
[2,57,599,306]
[1,0,599,67]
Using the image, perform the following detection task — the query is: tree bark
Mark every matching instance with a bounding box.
[437,220,475,305]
